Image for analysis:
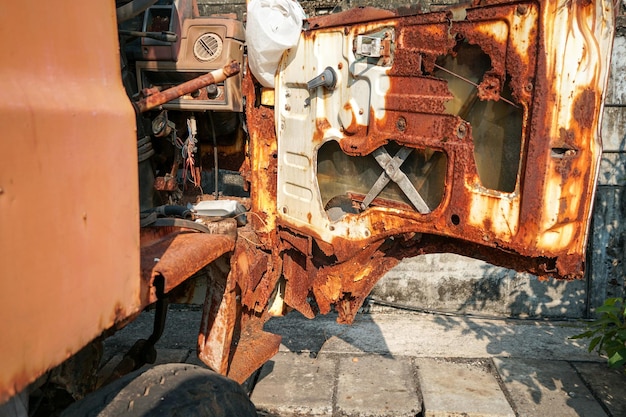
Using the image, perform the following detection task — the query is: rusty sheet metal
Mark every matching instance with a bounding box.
[140,228,235,305]
[196,245,281,383]
[0,1,139,403]
[197,258,235,375]
[225,311,281,383]
[234,0,615,341]
[273,0,614,280]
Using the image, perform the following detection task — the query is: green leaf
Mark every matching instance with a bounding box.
[596,317,619,327]
[597,305,619,314]
[608,349,626,369]
[589,336,602,353]
[571,330,596,339]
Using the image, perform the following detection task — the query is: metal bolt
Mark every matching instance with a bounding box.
[359,109,364,115]
[516,5,528,15]
[396,116,407,132]
[457,123,467,138]
[525,82,533,93]
[284,104,291,111]
[338,63,343,70]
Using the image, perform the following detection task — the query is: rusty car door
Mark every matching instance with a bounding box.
[269,0,614,318]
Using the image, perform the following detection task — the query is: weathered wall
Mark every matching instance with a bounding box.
[588,31,626,310]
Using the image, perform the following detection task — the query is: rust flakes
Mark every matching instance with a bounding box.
[279,227,311,254]
[283,250,317,318]
[556,254,584,280]
[455,24,506,75]
[234,240,268,296]
[396,23,454,74]
[477,71,502,101]
[305,7,396,30]
[398,23,452,53]
[140,230,235,301]
[314,237,335,257]
[313,272,342,315]
[573,88,597,130]
[314,118,333,143]
[226,312,281,383]
[372,220,386,232]
[314,242,400,324]
[385,76,451,113]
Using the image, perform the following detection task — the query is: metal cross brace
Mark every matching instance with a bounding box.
[360,146,431,214]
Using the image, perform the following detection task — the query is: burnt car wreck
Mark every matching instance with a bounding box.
[65,0,623,387]
[227,0,614,381]
[0,0,616,410]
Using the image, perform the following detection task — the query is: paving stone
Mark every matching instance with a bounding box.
[416,358,514,417]
[572,361,626,417]
[251,352,335,416]
[494,358,607,417]
[335,354,421,417]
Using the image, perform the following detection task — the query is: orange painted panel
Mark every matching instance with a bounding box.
[0,1,140,402]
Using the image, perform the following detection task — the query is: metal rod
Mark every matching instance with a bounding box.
[135,61,240,113]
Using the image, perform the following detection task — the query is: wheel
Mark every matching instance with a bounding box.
[60,363,257,417]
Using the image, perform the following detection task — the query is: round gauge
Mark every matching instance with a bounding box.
[193,33,223,62]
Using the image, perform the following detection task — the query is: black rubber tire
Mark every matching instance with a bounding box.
[60,364,258,417]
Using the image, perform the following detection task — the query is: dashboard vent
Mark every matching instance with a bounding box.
[193,33,223,62]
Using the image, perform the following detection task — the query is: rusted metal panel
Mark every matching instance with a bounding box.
[225,311,281,383]
[198,257,236,375]
[140,228,236,304]
[196,247,281,383]
[235,0,614,354]
[0,2,140,403]
[273,0,614,280]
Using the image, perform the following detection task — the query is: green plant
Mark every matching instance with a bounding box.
[572,297,626,370]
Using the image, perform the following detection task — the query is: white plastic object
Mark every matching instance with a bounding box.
[246,0,306,88]
[193,200,240,217]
